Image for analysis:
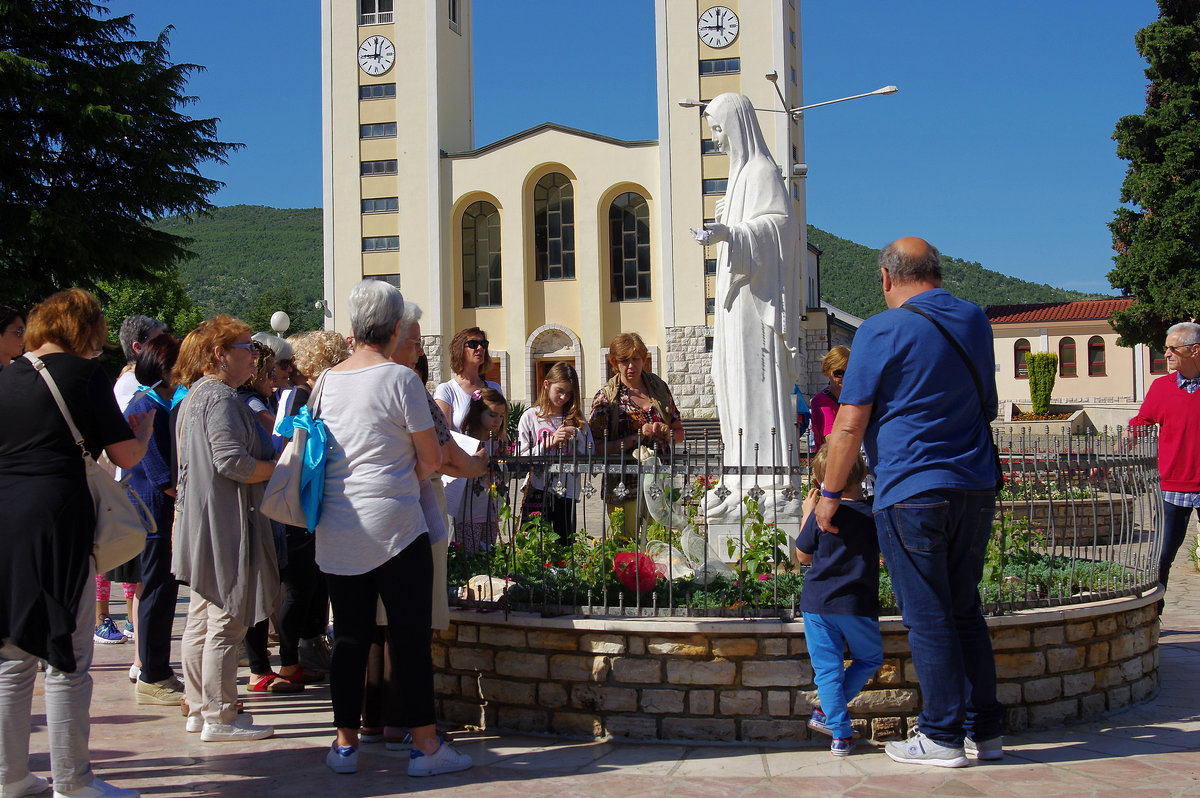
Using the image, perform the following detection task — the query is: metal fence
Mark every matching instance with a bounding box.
[445,428,1162,619]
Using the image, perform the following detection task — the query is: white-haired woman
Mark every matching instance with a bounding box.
[317,280,471,777]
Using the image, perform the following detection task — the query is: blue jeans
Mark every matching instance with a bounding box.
[802,612,883,739]
[874,489,1004,746]
[1160,501,1198,588]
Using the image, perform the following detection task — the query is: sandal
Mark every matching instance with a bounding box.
[248,672,304,693]
[280,665,325,685]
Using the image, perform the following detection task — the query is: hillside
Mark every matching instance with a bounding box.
[154,206,1107,327]
[809,226,1108,318]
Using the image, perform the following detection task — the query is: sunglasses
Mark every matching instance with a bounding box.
[832,370,846,378]
[229,342,255,351]
[464,339,489,350]
[1166,344,1196,355]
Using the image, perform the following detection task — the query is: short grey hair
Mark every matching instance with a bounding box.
[119,315,166,362]
[399,300,423,330]
[348,279,405,346]
[879,241,943,284]
[251,331,293,361]
[1167,321,1200,346]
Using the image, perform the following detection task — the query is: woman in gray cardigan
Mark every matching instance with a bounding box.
[171,315,278,742]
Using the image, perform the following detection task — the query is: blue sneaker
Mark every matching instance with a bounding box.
[122,620,135,639]
[831,737,856,757]
[807,708,832,737]
[94,617,126,644]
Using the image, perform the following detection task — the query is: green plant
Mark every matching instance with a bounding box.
[983,511,1046,586]
[1025,352,1058,415]
[726,496,792,577]
[1190,534,1199,572]
[506,401,526,443]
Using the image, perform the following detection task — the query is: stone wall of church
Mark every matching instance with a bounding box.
[664,325,716,419]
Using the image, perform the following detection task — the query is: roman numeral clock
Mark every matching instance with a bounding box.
[358,35,395,76]
[697,5,739,49]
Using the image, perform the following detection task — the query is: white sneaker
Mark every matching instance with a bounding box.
[52,776,138,798]
[885,730,968,768]
[200,714,273,742]
[964,735,1004,760]
[2,772,49,797]
[127,665,139,684]
[325,743,358,774]
[407,739,472,777]
[185,713,203,733]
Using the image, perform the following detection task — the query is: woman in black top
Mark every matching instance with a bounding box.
[0,288,151,798]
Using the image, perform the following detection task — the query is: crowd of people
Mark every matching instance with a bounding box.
[0,240,1194,791]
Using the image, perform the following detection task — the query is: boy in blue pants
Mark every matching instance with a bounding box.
[795,446,883,756]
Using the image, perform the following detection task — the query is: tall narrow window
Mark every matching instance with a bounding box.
[1014,338,1030,379]
[1059,337,1076,377]
[1150,349,1168,374]
[533,173,575,280]
[461,201,501,308]
[609,192,651,301]
[1087,336,1106,376]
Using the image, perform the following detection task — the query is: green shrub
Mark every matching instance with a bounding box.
[1026,352,1058,415]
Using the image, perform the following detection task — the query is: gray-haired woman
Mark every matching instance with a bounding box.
[317,280,472,777]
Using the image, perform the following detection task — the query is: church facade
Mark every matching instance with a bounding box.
[320,0,828,414]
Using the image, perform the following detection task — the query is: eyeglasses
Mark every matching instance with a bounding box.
[1166,344,1197,355]
[832,370,846,378]
[464,339,489,350]
[229,342,255,351]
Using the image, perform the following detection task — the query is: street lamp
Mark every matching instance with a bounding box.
[788,85,897,119]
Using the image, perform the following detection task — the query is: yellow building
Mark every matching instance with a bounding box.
[321,1,826,415]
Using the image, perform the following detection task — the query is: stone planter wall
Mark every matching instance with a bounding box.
[433,590,1160,745]
[1001,493,1136,545]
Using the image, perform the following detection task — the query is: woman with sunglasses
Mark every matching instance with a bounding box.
[433,327,501,432]
[811,345,850,450]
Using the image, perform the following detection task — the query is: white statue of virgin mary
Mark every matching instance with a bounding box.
[693,92,803,522]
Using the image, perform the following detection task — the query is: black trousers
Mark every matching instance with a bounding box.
[325,534,434,731]
[277,537,324,667]
[136,534,179,684]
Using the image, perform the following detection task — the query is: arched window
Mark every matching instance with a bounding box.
[1014,338,1030,379]
[1059,337,1076,377]
[534,173,574,280]
[461,201,501,308]
[1088,336,1106,376]
[609,192,651,301]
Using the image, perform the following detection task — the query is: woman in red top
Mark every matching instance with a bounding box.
[810,346,849,449]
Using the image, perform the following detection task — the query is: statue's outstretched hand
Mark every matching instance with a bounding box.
[689,226,711,245]
[704,222,730,244]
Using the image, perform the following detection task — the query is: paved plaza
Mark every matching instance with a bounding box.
[23,534,1200,797]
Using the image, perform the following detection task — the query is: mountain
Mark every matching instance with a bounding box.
[154,205,1107,327]
[809,226,1108,319]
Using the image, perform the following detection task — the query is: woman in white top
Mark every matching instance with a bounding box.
[432,326,500,431]
[316,280,471,777]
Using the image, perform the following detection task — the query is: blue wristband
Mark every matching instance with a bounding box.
[820,488,843,499]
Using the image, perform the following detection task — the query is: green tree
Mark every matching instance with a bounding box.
[247,287,320,335]
[1025,352,1058,416]
[0,0,240,308]
[1109,0,1200,347]
[97,265,204,343]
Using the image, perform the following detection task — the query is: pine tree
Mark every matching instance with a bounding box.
[1109,0,1200,346]
[0,0,239,307]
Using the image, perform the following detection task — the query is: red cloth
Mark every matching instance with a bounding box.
[1130,374,1200,492]
[810,389,840,449]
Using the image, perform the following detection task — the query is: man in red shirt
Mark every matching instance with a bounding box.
[1130,321,1200,614]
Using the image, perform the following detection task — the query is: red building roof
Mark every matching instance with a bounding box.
[986,298,1132,324]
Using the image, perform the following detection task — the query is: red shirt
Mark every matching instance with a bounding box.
[1130,374,1200,492]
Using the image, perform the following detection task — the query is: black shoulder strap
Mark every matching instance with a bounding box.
[901,304,989,416]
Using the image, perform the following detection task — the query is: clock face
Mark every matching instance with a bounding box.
[698,6,739,49]
[358,35,395,76]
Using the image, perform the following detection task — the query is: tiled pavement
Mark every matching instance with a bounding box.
[22,533,1200,797]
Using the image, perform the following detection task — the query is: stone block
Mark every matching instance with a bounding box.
[881,634,911,654]
[666,659,736,685]
[495,651,548,679]
[661,717,736,742]
[569,684,637,713]
[1062,671,1095,697]
[1086,641,1110,668]
[605,715,659,740]
[996,682,1022,705]
[497,707,548,733]
[1032,625,1065,647]
[579,633,626,654]
[711,638,758,657]
[994,651,1046,679]
[761,639,787,656]
[628,636,646,655]
[1023,676,1062,703]
[789,639,808,656]
[448,647,494,672]
[1130,627,1153,656]
[1005,706,1028,733]
[538,682,568,709]
[550,654,609,682]
[903,659,919,683]
[742,720,806,742]
[1028,699,1079,727]
[1080,692,1107,718]
[461,675,479,698]
[742,660,809,687]
[553,711,603,738]
[1064,620,1095,642]
[872,660,902,686]
[1094,616,1118,636]
[527,630,580,651]
[612,658,662,684]
[649,635,709,657]
[480,626,527,649]
[767,690,791,717]
[1109,631,1135,660]
[1046,646,1085,673]
[1131,674,1157,702]
[1107,684,1131,710]
[1093,666,1122,689]
[719,690,762,715]
[848,689,919,713]
[641,689,686,714]
[990,627,1031,650]
[430,643,447,669]
[1142,650,1158,674]
[433,673,459,696]
[688,690,715,715]
[479,678,535,706]
[871,716,904,740]
[1119,657,1143,682]
[441,698,484,727]
[457,625,478,644]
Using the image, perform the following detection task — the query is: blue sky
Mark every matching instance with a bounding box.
[106,0,1159,294]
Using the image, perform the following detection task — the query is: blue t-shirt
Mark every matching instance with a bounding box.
[796,499,879,618]
[839,288,998,509]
